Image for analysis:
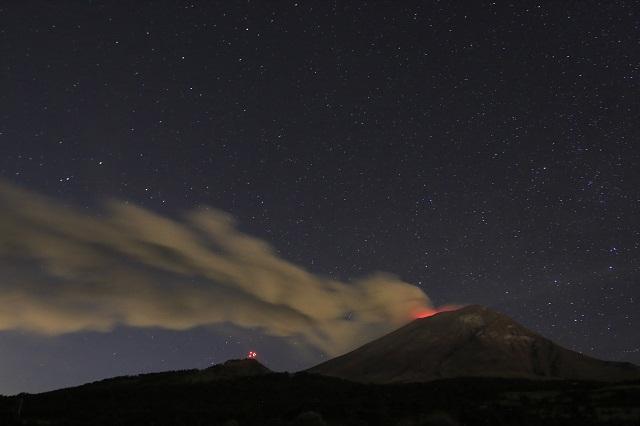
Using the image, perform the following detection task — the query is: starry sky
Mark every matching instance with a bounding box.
[1,1,639,395]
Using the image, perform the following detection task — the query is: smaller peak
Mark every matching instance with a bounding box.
[203,358,271,378]
[222,358,269,371]
[222,358,265,368]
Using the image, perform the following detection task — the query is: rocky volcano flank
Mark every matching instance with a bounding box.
[309,305,640,383]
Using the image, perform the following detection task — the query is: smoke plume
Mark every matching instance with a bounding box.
[0,181,434,355]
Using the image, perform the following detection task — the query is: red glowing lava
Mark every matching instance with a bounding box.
[247,351,257,359]
[412,305,462,319]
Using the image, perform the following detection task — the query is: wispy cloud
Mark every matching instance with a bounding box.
[0,182,433,355]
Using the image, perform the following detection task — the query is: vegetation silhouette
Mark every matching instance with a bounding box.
[1,369,639,425]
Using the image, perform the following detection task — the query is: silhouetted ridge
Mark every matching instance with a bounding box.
[84,358,271,388]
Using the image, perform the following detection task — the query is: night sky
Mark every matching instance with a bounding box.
[1,1,639,395]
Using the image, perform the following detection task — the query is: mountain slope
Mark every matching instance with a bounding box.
[308,305,640,383]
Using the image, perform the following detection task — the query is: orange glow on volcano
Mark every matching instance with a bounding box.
[412,305,462,319]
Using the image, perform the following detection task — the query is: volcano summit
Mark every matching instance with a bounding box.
[309,305,640,383]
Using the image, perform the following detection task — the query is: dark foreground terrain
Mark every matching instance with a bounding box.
[1,372,639,426]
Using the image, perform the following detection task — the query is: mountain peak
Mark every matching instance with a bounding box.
[309,305,640,383]
[433,304,500,318]
[205,358,271,378]
[412,305,519,337]
[448,304,487,313]
[426,304,494,321]
[222,358,265,368]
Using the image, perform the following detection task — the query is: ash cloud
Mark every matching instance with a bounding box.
[0,181,433,355]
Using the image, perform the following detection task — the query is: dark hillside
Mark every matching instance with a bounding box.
[1,373,638,426]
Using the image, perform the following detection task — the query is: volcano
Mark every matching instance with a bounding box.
[308,305,640,383]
